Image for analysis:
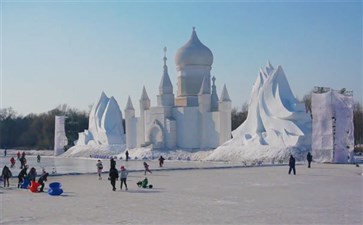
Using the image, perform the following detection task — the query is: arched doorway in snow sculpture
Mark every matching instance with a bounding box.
[147,120,164,149]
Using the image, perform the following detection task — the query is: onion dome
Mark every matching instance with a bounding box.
[175,27,213,68]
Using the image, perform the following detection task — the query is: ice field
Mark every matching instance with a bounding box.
[1,155,362,225]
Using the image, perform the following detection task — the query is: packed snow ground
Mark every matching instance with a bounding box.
[1,160,362,225]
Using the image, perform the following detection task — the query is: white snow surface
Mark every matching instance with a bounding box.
[206,63,312,162]
[1,160,362,225]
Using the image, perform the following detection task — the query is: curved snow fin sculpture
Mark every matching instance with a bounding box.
[77,92,125,146]
[208,62,311,162]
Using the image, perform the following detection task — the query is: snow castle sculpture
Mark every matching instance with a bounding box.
[311,87,354,163]
[76,92,125,146]
[125,28,232,150]
[206,62,312,161]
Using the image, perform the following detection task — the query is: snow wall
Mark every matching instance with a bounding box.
[312,88,354,163]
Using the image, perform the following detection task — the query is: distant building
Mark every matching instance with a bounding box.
[125,28,232,150]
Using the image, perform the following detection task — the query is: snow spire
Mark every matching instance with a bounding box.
[163,46,167,68]
[125,96,134,110]
[211,76,219,111]
[220,84,231,102]
[159,47,173,94]
[140,86,150,111]
[140,86,150,101]
[198,74,210,95]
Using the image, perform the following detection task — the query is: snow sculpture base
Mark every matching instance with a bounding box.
[61,144,126,158]
[206,139,310,162]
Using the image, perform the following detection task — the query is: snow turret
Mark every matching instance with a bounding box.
[198,74,210,95]
[124,96,135,119]
[140,86,151,111]
[220,84,231,102]
[124,96,137,149]
[157,47,175,107]
[210,76,219,111]
[198,75,211,112]
[218,84,232,146]
[198,75,212,148]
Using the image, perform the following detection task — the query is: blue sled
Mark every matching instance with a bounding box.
[21,178,30,189]
[48,182,63,196]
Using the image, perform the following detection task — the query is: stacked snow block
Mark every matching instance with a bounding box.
[48,182,63,196]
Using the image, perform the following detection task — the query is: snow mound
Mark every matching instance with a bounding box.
[61,144,126,158]
[206,62,312,162]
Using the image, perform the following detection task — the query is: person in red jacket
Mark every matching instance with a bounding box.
[10,157,16,168]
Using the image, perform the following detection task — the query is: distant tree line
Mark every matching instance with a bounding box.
[0,105,88,150]
[231,103,249,131]
[0,98,362,150]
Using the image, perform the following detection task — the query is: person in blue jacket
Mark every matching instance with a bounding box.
[17,166,28,188]
[119,166,128,191]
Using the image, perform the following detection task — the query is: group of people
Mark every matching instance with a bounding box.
[96,158,129,191]
[107,158,129,191]
[1,152,50,192]
[96,157,161,191]
[1,164,49,192]
[16,166,49,192]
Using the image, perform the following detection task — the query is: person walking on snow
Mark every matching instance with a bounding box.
[19,155,26,169]
[288,155,296,175]
[96,160,103,180]
[159,156,165,167]
[1,165,12,187]
[125,151,129,161]
[109,165,119,191]
[17,166,28,188]
[143,162,152,175]
[110,157,116,168]
[307,152,313,168]
[119,166,128,191]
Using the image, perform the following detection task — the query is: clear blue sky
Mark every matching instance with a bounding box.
[1,0,362,116]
